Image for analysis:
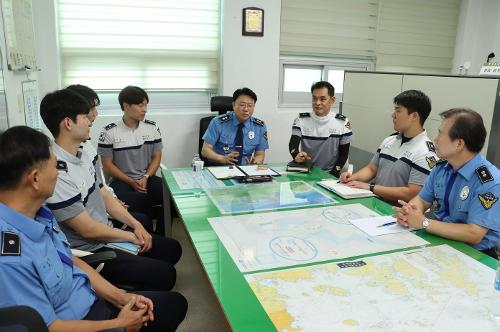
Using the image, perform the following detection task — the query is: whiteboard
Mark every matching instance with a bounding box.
[1,0,37,70]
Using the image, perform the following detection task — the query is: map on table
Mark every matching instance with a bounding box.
[171,169,225,189]
[208,204,428,272]
[246,244,498,332]
[205,181,335,214]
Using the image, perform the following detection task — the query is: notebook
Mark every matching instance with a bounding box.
[317,180,375,199]
[286,160,313,173]
[106,242,141,255]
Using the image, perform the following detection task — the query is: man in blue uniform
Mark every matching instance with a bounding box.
[394,108,500,258]
[202,87,269,165]
[0,126,187,331]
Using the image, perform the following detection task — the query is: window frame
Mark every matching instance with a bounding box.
[279,56,374,108]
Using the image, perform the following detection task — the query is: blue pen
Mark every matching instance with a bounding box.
[377,221,396,228]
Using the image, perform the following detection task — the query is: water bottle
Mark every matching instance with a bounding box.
[492,262,500,322]
[191,153,204,173]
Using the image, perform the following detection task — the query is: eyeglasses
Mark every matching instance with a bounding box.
[238,102,255,109]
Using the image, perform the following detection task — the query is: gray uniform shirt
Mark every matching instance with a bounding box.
[46,143,111,251]
[370,130,438,187]
[97,119,163,180]
[291,111,352,171]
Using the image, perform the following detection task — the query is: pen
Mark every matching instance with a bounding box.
[377,221,396,228]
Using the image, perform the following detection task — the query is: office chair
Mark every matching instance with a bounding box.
[0,306,47,332]
[199,96,233,166]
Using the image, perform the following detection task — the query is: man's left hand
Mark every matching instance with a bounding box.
[134,225,153,253]
[392,200,423,228]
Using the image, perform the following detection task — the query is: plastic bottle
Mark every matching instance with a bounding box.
[191,153,204,173]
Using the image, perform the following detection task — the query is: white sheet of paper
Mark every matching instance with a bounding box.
[207,166,245,179]
[351,215,412,236]
[318,180,375,199]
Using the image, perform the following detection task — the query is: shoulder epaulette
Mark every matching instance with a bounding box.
[56,160,68,172]
[1,231,20,256]
[436,159,446,165]
[390,132,399,136]
[253,117,265,126]
[335,113,346,121]
[426,141,436,153]
[104,123,117,131]
[476,166,494,184]
[219,114,231,123]
[144,119,156,126]
[299,112,310,118]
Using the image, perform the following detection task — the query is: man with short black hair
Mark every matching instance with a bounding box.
[41,88,181,292]
[394,108,500,258]
[98,85,165,235]
[340,90,437,203]
[289,81,352,177]
[202,87,269,165]
[0,126,187,331]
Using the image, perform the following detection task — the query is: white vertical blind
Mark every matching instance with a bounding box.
[376,0,460,73]
[280,0,460,73]
[281,0,379,59]
[57,0,220,90]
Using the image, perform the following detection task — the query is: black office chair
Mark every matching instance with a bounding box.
[199,96,233,166]
[0,306,47,332]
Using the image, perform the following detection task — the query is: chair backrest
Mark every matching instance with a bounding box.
[0,306,48,332]
[198,96,233,158]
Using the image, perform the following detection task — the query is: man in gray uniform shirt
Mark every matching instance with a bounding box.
[41,88,181,291]
[340,90,438,204]
[289,81,352,177]
[98,86,165,235]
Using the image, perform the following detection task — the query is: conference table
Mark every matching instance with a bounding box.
[161,165,497,331]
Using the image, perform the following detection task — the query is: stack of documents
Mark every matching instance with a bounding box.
[350,216,414,236]
[318,180,375,199]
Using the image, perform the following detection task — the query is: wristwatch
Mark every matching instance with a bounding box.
[422,217,430,229]
[143,174,150,179]
[369,183,375,193]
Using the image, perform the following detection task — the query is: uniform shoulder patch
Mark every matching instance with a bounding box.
[426,141,436,153]
[56,160,68,172]
[144,119,156,126]
[335,113,346,121]
[426,156,437,169]
[253,117,265,126]
[104,123,117,131]
[1,231,20,256]
[476,166,493,183]
[219,114,231,123]
[478,192,498,209]
[345,121,351,129]
[299,112,310,118]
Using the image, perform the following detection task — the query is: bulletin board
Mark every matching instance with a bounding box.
[1,0,37,70]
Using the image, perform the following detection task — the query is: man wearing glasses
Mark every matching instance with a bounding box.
[202,87,269,165]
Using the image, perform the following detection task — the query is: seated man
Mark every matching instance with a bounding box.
[67,84,152,232]
[394,108,500,258]
[0,126,187,332]
[340,90,438,203]
[202,87,269,165]
[98,86,165,235]
[40,89,181,291]
[289,81,352,177]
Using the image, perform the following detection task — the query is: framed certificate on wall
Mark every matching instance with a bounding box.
[242,7,264,37]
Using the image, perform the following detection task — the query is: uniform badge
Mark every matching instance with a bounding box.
[253,117,265,127]
[426,141,436,153]
[1,232,20,256]
[104,123,117,131]
[56,160,68,172]
[460,186,469,200]
[223,145,230,153]
[144,119,156,125]
[98,132,106,142]
[263,131,268,141]
[299,112,310,118]
[248,131,255,140]
[335,113,346,120]
[345,121,351,129]
[475,166,493,183]
[478,192,498,209]
[220,114,231,123]
[426,156,437,169]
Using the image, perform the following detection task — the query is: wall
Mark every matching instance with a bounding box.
[453,0,500,75]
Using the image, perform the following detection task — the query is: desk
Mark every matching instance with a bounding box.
[162,166,497,331]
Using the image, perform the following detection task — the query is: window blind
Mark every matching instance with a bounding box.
[281,0,379,59]
[57,0,220,90]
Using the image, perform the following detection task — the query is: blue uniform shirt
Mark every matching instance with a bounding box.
[419,154,500,250]
[0,204,96,326]
[202,112,269,165]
